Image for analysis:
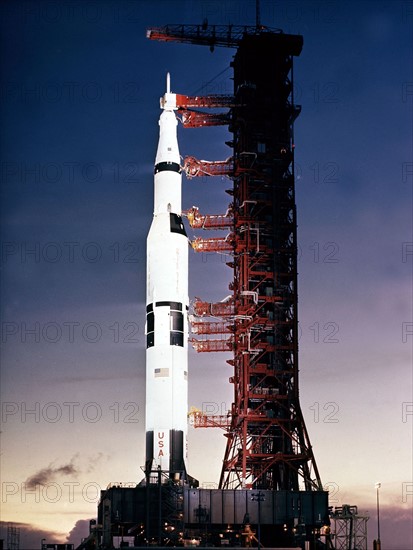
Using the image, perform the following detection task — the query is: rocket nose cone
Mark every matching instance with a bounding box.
[160,73,177,111]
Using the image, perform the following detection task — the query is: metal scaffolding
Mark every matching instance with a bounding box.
[330,505,369,550]
[7,524,20,550]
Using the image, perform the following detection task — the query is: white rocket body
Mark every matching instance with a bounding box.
[145,75,189,477]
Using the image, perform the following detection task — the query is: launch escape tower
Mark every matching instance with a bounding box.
[147,24,322,493]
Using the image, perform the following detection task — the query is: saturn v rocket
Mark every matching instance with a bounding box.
[145,74,190,480]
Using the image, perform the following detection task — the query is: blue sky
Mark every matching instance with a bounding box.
[0,1,412,548]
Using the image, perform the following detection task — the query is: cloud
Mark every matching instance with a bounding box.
[85,452,107,474]
[369,505,413,549]
[25,456,79,490]
[67,519,91,547]
[23,453,108,488]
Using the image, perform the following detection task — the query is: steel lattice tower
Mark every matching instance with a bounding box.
[220,32,321,491]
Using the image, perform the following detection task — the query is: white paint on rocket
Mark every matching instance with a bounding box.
[145,74,189,473]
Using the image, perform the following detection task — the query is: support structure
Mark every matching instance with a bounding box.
[330,506,369,550]
[219,31,322,492]
[148,26,322,494]
[6,524,20,550]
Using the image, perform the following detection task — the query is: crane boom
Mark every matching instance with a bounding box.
[146,24,283,49]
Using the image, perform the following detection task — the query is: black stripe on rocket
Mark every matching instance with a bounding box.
[145,430,186,474]
[154,161,182,174]
[146,301,185,348]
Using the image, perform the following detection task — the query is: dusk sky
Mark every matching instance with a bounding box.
[0,0,412,548]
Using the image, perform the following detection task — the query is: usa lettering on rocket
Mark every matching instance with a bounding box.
[145,74,190,481]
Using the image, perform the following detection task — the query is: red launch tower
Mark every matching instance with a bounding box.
[148,24,322,494]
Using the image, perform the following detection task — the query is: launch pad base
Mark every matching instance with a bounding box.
[93,483,329,550]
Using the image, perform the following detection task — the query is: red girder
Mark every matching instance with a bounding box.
[192,295,264,319]
[183,156,233,178]
[179,109,230,128]
[191,321,233,335]
[191,235,234,253]
[248,391,287,399]
[192,298,235,317]
[251,363,294,374]
[183,154,288,180]
[190,338,233,353]
[191,235,282,256]
[175,94,236,108]
[191,413,232,429]
[183,206,233,229]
